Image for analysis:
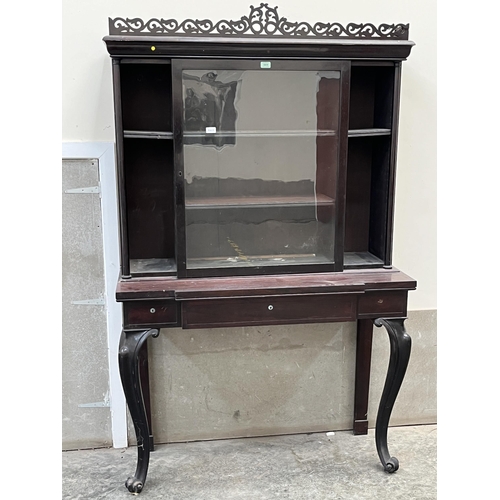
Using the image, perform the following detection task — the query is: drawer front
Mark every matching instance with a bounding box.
[357,291,407,318]
[182,294,357,329]
[123,300,179,328]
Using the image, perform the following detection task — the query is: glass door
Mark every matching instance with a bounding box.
[172,59,349,277]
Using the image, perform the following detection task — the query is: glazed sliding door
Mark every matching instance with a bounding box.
[172,59,350,277]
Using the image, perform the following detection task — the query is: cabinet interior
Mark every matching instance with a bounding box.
[120,63,176,276]
[123,138,176,276]
[180,65,340,272]
[117,61,398,276]
[120,63,172,133]
[344,65,395,268]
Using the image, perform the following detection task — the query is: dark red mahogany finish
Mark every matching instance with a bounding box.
[104,4,416,494]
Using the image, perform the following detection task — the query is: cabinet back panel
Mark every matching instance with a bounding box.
[349,66,394,130]
[368,137,391,259]
[373,68,394,129]
[124,139,175,260]
[345,135,391,260]
[120,64,172,132]
[345,140,372,252]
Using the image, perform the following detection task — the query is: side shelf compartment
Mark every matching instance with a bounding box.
[120,62,172,132]
[115,60,177,277]
[124,138,176,275]
[344,64,399,269]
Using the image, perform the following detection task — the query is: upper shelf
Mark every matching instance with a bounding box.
[348,128,391,138]
[185,194,334,210]
[124,129,391,140]
[124,130,173,139]
[183,130,337,139]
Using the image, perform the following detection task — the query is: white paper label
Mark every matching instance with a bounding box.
[260,61,271,69]
[206,127,216,134]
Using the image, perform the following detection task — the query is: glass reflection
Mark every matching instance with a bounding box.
[182,68,340,269]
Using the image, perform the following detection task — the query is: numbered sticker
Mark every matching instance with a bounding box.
[206,127,216,134]
[260,61,271,69]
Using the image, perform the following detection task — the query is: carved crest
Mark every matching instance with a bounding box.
[109,3,409,40]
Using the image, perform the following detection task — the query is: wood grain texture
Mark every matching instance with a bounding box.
[181,293,358,329]
[116,268,416,301]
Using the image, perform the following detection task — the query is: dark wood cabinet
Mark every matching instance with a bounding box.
[104,4,416,494]
[110,57,406,279]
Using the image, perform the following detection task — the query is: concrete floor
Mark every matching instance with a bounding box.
[62,424,436,499]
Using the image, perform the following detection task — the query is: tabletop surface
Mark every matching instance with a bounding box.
[116,268,416,301]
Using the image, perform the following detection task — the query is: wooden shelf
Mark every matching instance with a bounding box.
[130,258,177,276]
[187,253,333,270]
[344,252,384,268]
[183,130,337,138]
[348,128,391,138]
[124,130,173,139]
[185,194,334,210]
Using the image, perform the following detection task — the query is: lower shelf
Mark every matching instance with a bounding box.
[344,252,384,268]
[129,254,382,273]
[187,253,333,270]
[130,258,177,276]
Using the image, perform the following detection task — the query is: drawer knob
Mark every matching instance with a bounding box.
[268,305,273,311]
[150,308,156,313]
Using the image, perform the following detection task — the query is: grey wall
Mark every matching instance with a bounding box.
[62,159,112,450]
[133,309,436,445]
[368,310,437,427]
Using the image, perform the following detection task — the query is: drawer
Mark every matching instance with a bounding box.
[123,300,179,328]
[181,294,357,329]
[357,291,407,318]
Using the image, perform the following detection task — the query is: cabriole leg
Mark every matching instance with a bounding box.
[118,328,159,494]
[374,318,412,473]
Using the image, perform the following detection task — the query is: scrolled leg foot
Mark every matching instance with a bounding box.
[383,457,399,473]
[125,477,144,494]
[374,318,411,473]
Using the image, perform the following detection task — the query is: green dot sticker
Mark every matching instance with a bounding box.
[260,61,271,69]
